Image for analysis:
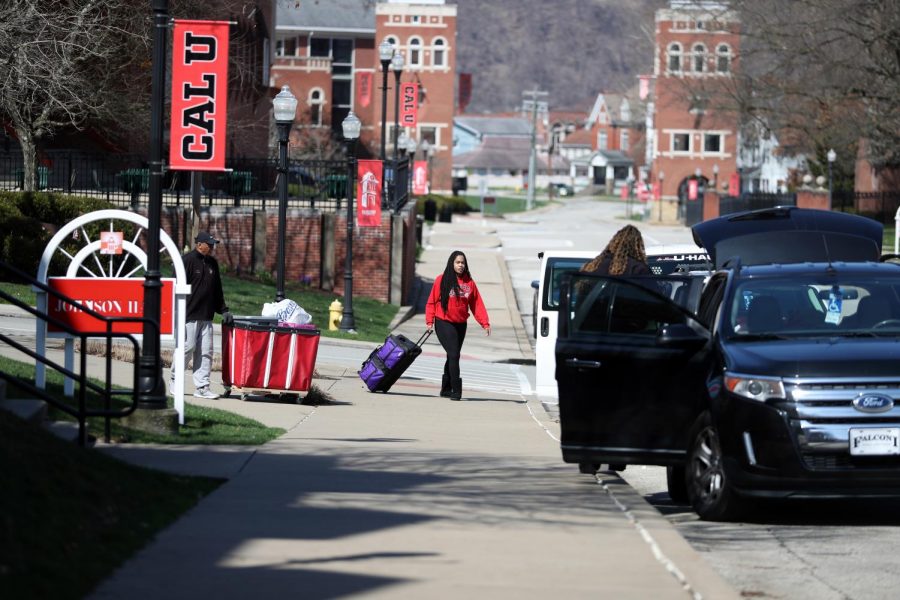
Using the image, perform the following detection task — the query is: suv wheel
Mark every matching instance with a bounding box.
[686,412,743,520]
[666,465,689,503]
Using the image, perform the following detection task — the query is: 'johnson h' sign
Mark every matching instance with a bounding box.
[47,278,175,335]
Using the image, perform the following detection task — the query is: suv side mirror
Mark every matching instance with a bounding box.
[657,323,707,348]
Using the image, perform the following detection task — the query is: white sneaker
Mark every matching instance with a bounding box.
[193,386,220,399]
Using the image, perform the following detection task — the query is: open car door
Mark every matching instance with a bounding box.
[556,274,710,467]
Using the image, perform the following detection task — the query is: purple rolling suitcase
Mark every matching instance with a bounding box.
[359,331,431,392]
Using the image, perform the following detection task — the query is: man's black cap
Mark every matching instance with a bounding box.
[195,232,220,245]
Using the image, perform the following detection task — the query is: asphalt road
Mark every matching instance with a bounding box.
[497,197,900,600]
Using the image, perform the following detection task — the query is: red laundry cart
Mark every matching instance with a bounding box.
[222,317,320,400]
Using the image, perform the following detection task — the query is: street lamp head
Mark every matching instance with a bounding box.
[713,163,719,175]
[405,136,418,154]
[272,85,298,124]
[378,40,394,63]
[827,148,837,163]
[420,139,431,156]
[695,167,702,177]
[398,131,410,151]
[390,52,404,72]
[659,170,664,181]
[342,111,362,140]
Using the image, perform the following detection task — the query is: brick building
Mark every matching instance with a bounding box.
[648,0,740,213]
[270,0,457,192]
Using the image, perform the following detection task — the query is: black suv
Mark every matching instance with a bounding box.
[556,207,900,520]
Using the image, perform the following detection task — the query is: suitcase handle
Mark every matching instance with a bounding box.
[416,330,432,346]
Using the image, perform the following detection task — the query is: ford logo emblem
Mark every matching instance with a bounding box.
[852,393,895,413]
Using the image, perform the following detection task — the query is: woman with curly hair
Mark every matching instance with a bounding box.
[581,224,650,276]
[425,250,491,400]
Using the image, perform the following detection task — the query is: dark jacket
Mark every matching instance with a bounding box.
[183,249,227,321]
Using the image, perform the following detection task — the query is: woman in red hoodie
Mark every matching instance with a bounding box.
[425,250,491,400]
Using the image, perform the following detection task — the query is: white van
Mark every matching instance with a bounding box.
[533,245,711,411]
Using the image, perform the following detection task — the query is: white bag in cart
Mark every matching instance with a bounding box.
[262,299,312,325]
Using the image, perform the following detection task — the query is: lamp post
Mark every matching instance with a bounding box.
[405,135,417,198]
[378,40,394,161]
[658,170,665,222]
[340,112,362,333]
[273,85,298,302]
[390,53,404,160]
[827,148,836,211]
[137,0,169,411]
[712,163,719,190]
[421,139,432,193]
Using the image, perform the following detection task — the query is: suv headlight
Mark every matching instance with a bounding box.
[724,373,786,402]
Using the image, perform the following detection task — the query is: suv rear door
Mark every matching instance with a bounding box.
[556,274,710,466]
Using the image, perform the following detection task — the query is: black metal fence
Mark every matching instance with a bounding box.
[833,190,900,224]
[0,150,413,213]
[683,191,797,227]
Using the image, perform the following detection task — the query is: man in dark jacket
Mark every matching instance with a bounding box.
[171,231,231,398]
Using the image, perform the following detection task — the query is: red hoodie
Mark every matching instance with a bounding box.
[425,273,490,328]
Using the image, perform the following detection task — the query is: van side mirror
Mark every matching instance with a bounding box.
[657,323,707,348]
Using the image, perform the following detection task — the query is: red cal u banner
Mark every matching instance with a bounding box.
[357,72,373,108]
[688,179,699,201]
[413,161,428,195]
[400,83,419,127]
[357,160,383,227]
[169,20,230,171]
[47,278,175,335]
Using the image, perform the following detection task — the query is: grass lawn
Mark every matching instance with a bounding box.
[459,194,553,215]
[1,355,285,445]
[0,409,223,599]
[0,272,397,344]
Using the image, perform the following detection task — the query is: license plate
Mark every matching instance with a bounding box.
[849,427,900,456]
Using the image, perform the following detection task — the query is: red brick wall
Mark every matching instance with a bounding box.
[151,207,417,304]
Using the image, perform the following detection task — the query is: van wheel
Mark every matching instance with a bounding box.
[686,412,743,521]
[578,462,599,475]
[666,466,689,503]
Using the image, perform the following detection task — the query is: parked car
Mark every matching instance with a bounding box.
[551,182,575,197]
[532,246,711,406]
[556,207,900,520]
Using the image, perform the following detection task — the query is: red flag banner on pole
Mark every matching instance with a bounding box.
[688,179,699,200]
[169,20,230,171]
[620,184,629,200]
[357,72,373,108]
[652,182,661,201]
[357,160,383,227]
[458,73,472,113]
[728,172,740,196]
[413,161,428,195]
[400,83,419,127]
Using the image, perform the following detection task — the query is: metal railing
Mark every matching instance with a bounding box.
[0,150,413,214]
[0,260,146,446]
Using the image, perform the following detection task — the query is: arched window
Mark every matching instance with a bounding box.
[667,43,682,73]
[716,43,732,74]
[432,37,447,67]
[308,88,324,127]
[693,43,708,73]
[408,36,423,67]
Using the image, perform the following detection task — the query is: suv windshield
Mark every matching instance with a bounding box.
[726,275,900,338]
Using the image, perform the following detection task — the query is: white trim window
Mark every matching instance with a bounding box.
[620,130,629,152]
[671,132,691,153]
[308,88,324,127]
[432,37,447,68]
[667,42,683,73]
[716,43,732,74]
[692,43,708,74]
[703,133,722,154]
[597,130,608,150]
[408,36,423,68]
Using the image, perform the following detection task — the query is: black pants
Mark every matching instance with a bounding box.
[434,318,467,382]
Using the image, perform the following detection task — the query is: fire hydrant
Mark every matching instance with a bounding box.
[328,299,343,330]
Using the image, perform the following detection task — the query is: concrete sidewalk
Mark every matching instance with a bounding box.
[88,360,736,599]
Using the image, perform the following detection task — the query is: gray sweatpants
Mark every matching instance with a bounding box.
[172,320,214,389]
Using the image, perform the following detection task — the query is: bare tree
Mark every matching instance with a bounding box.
[0,1,149,191]
[679,1,900,173]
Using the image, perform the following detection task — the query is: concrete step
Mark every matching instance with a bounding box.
[44,421,90,445]
[0,398,48,425]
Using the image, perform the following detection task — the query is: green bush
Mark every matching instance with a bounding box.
[0,192,114,281]
[415,193,472,217]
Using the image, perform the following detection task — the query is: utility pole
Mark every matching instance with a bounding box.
[522,89,548,211]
